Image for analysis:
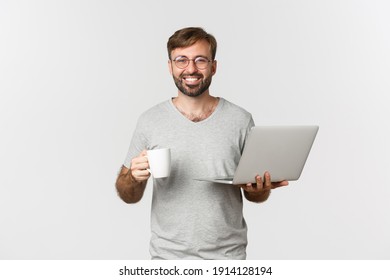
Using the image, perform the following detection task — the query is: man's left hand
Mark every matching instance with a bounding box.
[240,171,289,194]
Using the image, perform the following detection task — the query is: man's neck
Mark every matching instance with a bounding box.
[172,92,219,122]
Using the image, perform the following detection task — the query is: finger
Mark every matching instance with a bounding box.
[264,172,272,190]
[131,156,149,168]
[130,162,149,176]
[132,169,150,180]
[237,183,252,193]
[255,175,263,189]
[272,180,289,189]
[134,162,149,170]
[133,169,150,177]
[241,179,259,193]
[135,155,149,164]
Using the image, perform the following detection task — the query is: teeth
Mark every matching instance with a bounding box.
[184,77,200,81]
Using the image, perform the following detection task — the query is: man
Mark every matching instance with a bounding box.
[116,27,288,259]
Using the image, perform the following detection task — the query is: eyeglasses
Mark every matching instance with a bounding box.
[172,56,212,70]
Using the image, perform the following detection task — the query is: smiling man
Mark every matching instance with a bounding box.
[115,27,288,260]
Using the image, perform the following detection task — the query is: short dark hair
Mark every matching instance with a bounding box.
[167,27,217,60]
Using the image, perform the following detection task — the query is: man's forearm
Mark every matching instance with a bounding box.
[244,189,271,203]
[116,168,147,203]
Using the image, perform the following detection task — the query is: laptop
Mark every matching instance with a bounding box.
[195,125,319,185]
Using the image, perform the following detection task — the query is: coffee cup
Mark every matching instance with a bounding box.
[146,148,171,178]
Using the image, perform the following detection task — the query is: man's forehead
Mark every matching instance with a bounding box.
[171,40,212,57]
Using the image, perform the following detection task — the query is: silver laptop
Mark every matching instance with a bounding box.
[195,125,319,185]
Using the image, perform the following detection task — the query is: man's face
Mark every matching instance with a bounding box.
[169,40,217,97]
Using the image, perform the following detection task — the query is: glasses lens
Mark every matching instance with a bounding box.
[174,57,189,68]
[195,57,209,69]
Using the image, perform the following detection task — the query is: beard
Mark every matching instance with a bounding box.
[172,73,212,97]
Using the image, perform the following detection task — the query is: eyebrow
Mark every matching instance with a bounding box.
[173,55,210,60]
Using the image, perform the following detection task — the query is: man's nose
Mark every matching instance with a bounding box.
[185,60,198,73]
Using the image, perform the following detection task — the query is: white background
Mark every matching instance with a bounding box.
[0,0,389,260]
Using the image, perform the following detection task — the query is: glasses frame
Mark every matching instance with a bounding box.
[171,56,212,70]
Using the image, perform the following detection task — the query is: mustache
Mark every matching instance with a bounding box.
[180,73,203,79]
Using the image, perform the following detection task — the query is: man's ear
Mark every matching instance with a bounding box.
[211,60,217,76]
[168,60,173,75]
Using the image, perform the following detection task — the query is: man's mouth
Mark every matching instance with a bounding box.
[182,76,202,86]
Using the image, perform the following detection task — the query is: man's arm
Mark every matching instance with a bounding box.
[240,172,289,203]
[115,150,150,204]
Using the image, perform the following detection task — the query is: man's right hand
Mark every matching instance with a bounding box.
[130,150,151,182]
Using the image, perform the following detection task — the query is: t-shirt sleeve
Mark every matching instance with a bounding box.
[123,117,148,168]
[247,115,255,134]
[240,115,255,153]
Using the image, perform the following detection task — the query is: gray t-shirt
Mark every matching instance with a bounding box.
[124,97,254,259]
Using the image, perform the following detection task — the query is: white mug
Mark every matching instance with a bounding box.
[146,148,171,178]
